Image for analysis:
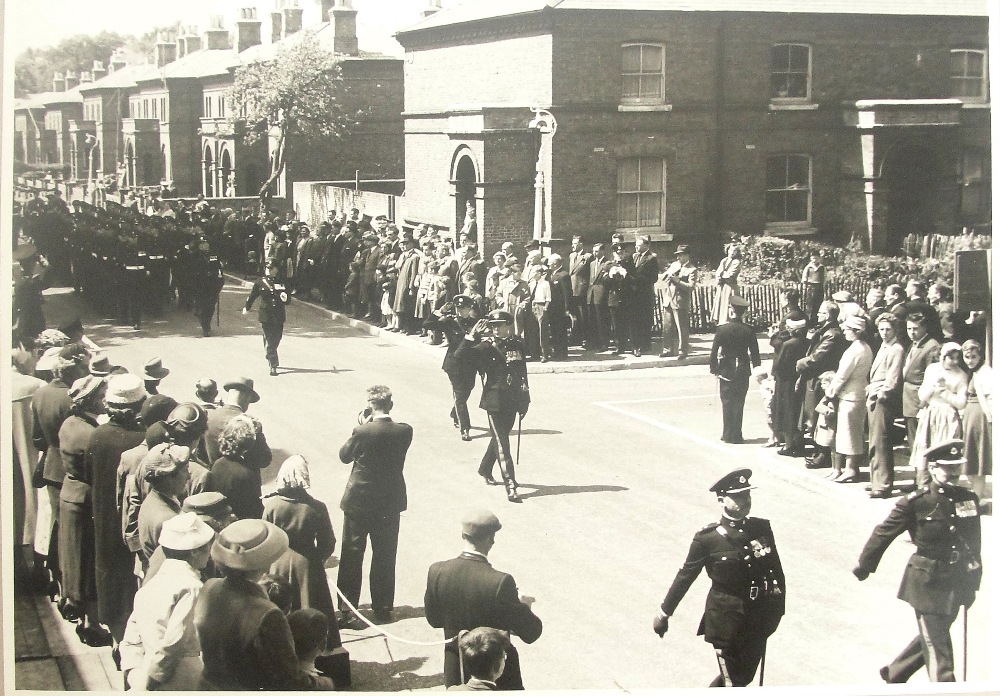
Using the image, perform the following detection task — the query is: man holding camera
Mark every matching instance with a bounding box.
[336,386,413,626]
[454,311,530,503]
[852,440,982,683]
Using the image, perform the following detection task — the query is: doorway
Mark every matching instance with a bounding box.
[454,154,477,239]
[881,144,939,255]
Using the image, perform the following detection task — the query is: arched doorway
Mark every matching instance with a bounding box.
[220,148,233,197]
[203,145,215,197]
[454,154,477,237]
[881,143,940,255]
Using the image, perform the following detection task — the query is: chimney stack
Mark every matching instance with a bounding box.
[92,60,107,82]
[79,71,93,84]
[204,16,230,50]
[109,48,127,73]
[185,25,204,54]
[176,32,188,59]
[63,70,80,89]
[155,31,178,68]
[283,0,303,37]
[325,0,358,55]
[236,7,262,52]
[270,1,284,43]
[421,0,442,19]
[52,71,66,92]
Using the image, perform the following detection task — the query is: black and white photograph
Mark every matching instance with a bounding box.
[1,0,996,691]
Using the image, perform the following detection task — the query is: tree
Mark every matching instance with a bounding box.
[227,30,361,203]
[15,31,131,95]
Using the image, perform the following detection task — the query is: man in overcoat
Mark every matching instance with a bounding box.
[654,468,785,686]
[423,295,482,441]
[336,385,413,625]
[624,234,659,355]
[853,440,982,683]
[584,243,611,351]
[425,509,543,690]
[795,301,847,467]
[901,312,941,486]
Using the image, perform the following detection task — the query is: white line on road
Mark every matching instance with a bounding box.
[597,394,715,405]
[593,401,734,456]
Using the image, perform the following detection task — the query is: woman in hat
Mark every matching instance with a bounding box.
[264,456,342,657]
[960,339,991,503]
[825,315,874,483]
[194,519,333,690]
[86,373,148,651]
[710,243,741,326]
[909,342,969,484]
[57,375,112,646]
[208,414,269,520]
[137,444,192,566]
[120,512,215,691]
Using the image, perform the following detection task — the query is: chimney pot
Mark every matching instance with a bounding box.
[421,0,442,19]
[325,0,358,55]
[80,71,93,84]
[283,1,303,37]
[155,34,178,68]
[237,7,263,52]
[270,3,284,44]
[92,60,107,81]
[52,71,66,92]
[109,48,127,73]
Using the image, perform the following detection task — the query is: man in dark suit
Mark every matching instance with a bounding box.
[425,509,543,690]
[546,254,571,360]
[853,441,982,683]
[200,377,267,467]
[584,243,611,351]
[243,259,292,376]
[901,312,941,487]
[709,297,760,444]
[336,385,413,625]
[795,301,847,468]
[624,234,659,355]
[423,295,483,441]
[654,468,785,687]
[567,236,591,346]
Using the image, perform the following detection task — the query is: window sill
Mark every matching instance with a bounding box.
[961,102,991,109]
[764,225,817,237]
[615,228,673,242]
[769,101,819,111]
[618,104,673,112]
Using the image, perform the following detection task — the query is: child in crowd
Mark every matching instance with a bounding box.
[287,608,329,679]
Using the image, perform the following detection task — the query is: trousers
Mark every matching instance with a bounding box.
[661,305,690,356]
[261,322,284,368]
[479,408,519,484]
[719,375,750,443]
[884,610,960,683]
[336,511,401,613]
[448,371,476,432]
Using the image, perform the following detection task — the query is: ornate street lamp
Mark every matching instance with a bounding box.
[528,106,557,245]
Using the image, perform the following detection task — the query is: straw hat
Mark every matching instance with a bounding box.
[211,519,288,571]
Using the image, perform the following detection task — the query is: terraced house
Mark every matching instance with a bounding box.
[395,0,991,256]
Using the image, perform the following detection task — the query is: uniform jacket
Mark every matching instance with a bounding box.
[424,314,479,378]
[245,276,291,326]
[902,334,941,417]
[710,321,761,381]
[338,417,413,517]
[195,576,332,690]
[425,552,543,690]
[455,337,530,414]
[858,484,982,615]
[568,250,592,297]
[661,516,785,647]
[32,378,73,485]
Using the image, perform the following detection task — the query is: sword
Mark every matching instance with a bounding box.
[516,413,522,468]
[962,604,968,681]
[758,639,767,686]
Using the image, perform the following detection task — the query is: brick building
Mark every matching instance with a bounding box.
[395,0,991,256]
[13,73,85,173]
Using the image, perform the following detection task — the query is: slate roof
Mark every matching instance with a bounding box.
[78,63,159,93]
[399,0,988,34]
[240,20,398,63]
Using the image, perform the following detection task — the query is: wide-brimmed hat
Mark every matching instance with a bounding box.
[68,375,105,404]
[211,519,289,571]
[223,377,260,403]
[165,403,208,436]
[88,354,119,377]
[140,443,191,481]
[674,244,691,255]
[105,374,148,406]
[35,347,63,373]
[143,357,170,380]
[158,512,215,551]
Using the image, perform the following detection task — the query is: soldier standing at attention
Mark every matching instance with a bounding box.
[653,468,785,687]
[243,259,291,376]
[853,440,982,683]
[192,237,225,337]
[710,297,760,444]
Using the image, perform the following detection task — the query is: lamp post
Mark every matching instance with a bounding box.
[528,106,557,247]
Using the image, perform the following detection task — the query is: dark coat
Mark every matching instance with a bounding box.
[796,321,848,384]
[424,314,479,379]
[425,552,544,690]
[200,404,271,473]
[31,378,73,485]
[245,275,291,326]
[548,268,570,316]
[626,249,659,299]
[585,256,612,305]
[857,484,982,615]
[208,455,266,520]
[710,321,761,381]
[195,576,332,690]
[137,489,181,563]
[661,516,785,648]
[568,250,592,297]
[338,417,413,516]
[58,413,99,605]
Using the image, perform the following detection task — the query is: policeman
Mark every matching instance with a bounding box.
[191,238,225,337]
[654,468,785,687]
[853,439,982,683]
[424,294,483,441]
[709,296,760,444]
[455,310,530,503]
[243,258,292,376]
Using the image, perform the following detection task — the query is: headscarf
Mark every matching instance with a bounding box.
[276,455,310,492]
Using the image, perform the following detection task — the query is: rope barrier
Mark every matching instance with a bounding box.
[333,586,456,647]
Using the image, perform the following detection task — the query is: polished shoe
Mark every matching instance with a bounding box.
[879,666,890,683]
[659,351,671,358]
[633,349,642,357]
[804,457,830,469]
[869,490,893,499]
[461,430,472,442]
[777,448,801,457]
[77,624,113,647]
[676,353,687,360]
[506,485,522,503]
[338,613,367,631]
[482,474,500,486]
[269,366,278,376]
[372,609,393,625]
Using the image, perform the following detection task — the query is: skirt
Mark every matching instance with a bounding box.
[834,398,867,455]
[58,497,97,605]
[909,402,963,469]
[711,281,738,326]
[962,398,991,477]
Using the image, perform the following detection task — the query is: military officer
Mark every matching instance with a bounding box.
[853,440,982,683]
[654,468,785,687]
[243,259,292,376]
[192,238,225,337]
[454,311,530,503]
[423,294,483,441]
[710,296,761,444]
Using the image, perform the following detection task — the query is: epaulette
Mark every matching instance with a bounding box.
[698,522,718,533]
[907,487,930,501]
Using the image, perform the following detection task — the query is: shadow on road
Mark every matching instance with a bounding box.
[515,482,629,500]
[349,656,444,692]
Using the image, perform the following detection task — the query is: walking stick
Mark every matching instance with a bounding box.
[758,640,767,686]
[516,413,522,468]
[216,296,221,327]
[962,604,968,681]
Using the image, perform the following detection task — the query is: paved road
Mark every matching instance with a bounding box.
[35,281,995,691]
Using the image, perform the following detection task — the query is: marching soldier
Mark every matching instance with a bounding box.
[192,238,226,337]
[118,237,148,329]
[243,259,292,376]
[853,440,982,683]
[455,311,530,503]
[423,294,483,441]
[654,468,785,687]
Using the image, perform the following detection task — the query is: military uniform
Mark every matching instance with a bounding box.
[656,469,785,687]
[192,247,225,336]
[855,441,982,683]
[244,270,292,374]
[709,298,761,444]
[423,295,482,440]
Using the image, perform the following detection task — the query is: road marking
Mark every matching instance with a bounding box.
[597,394,715,405]
[593,401,735,456]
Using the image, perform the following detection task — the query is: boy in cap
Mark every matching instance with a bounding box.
[853,440,982,683]
[654,468,785,686]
